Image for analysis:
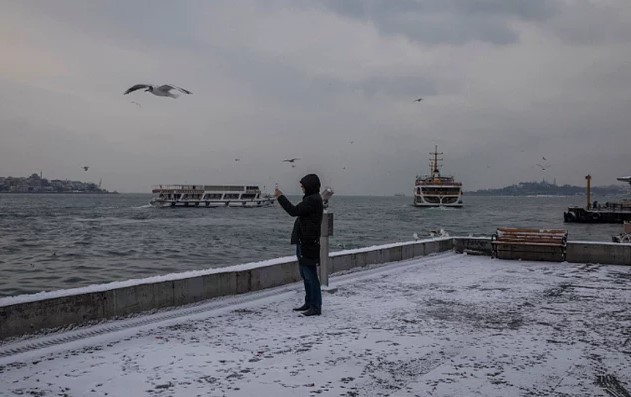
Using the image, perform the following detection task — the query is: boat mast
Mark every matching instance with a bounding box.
[430,145,443,179]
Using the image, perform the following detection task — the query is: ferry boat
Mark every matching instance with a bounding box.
[413,146,463,207]
[150,184,275,208]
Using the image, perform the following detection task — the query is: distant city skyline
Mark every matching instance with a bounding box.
[1,1,630,195]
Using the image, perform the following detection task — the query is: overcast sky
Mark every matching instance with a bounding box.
[1,0,630,194]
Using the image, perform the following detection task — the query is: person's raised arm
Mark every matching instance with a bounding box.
[277,195,316,217]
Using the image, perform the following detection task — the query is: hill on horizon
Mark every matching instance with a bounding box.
[467,179,628,196]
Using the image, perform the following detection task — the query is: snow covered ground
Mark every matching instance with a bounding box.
[1,252,630,396]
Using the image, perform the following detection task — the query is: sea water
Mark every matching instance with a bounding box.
[0,193,623,297]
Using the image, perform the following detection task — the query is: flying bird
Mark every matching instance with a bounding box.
[535,163,551,171]
[131,101,142,108]
[82,166,89,171]
[282,158,300,163]
[413,98,423,102]
[124,84,193,98]
[234,158,240,162]
[542,156,547,161]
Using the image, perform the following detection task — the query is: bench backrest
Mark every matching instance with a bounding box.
[493,227,568,246]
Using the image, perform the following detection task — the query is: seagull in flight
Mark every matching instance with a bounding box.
[124,84,193,98]
[282,158,300,163]
[82,166,89,171]
[535,163,551,171]
[131,101,142,108]
[413,98,423,102]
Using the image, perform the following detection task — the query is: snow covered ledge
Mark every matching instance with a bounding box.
[0,237,454,340]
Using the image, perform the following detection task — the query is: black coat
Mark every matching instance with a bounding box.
[277,192,323,260]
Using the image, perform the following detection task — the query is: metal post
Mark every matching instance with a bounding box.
[585,174,591,210]
[319,211,333,288]
[319,186,334,290]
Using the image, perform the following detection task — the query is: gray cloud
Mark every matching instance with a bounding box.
[318,0,559,45]
[1,0,631,194]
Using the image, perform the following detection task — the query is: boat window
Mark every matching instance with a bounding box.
[203,185,246,192]
[241,193,256,199]
[224,193,240,199]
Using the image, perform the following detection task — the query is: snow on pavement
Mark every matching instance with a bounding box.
[0,252,630,396]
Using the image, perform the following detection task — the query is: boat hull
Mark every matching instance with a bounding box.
[150,198,275,208]
[413,202,463,208]
[413,193,463,208]
[564,207,631,223]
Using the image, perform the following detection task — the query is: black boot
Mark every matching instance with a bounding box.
[292,304,309,311]
[302,308,321,316]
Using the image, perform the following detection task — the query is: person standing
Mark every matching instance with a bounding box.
[275,174,324,316]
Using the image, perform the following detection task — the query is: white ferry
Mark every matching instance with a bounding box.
[150,184,275,208]
[413,146,464,207]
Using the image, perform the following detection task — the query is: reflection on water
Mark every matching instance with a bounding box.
[0,193,623,297]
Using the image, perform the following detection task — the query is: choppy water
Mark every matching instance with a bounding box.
[0,193,623,297]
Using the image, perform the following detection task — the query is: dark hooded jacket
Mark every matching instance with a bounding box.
[277,174,324,261]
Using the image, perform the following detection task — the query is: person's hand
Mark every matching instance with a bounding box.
[274,187,283,198]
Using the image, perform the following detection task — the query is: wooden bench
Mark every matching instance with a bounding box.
[491,227,568,262]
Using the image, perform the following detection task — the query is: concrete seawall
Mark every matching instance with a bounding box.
[1,237,628,340]
[566,241,631,265]
[0,238,454,340]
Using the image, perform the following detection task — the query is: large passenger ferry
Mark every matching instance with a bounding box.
[150,184,274,208]
[413,146,464,207]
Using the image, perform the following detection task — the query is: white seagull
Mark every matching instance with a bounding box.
[124,84,193,98]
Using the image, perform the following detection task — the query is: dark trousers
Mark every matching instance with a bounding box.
[296,245,322,310]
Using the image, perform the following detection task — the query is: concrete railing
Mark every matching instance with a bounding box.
[566,241,631,265]
[1,237,628,340]
[0,238,454,340]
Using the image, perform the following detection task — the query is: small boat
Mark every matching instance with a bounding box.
[150,184,275,208]
[413,146,463,207]
[564,175,631,223]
